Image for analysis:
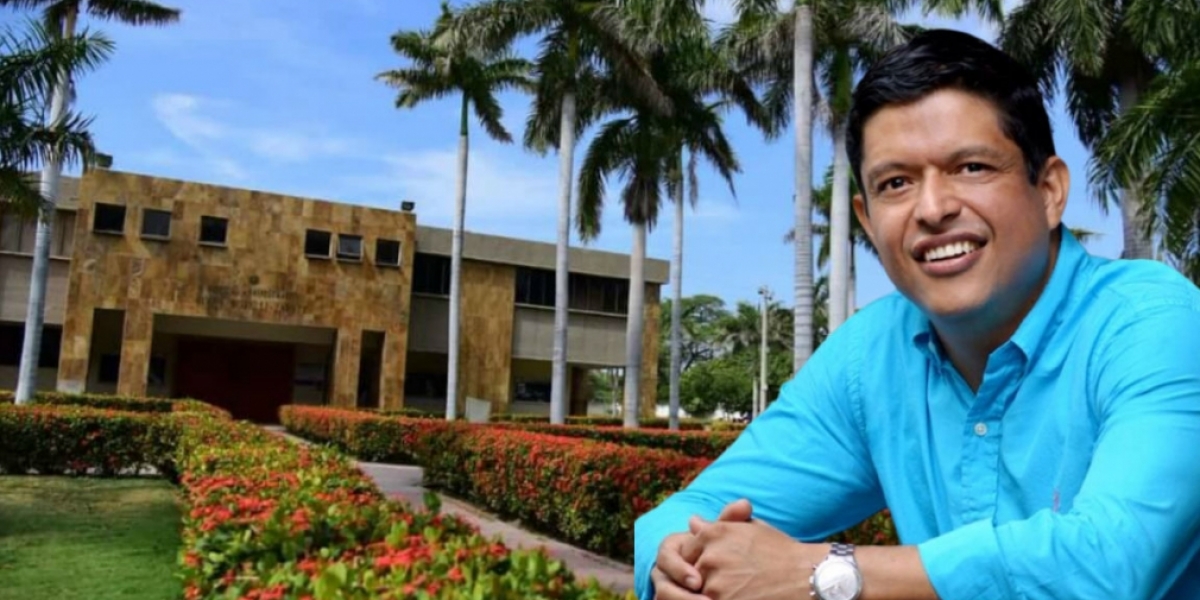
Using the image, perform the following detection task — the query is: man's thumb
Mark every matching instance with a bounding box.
[717,498,753,522]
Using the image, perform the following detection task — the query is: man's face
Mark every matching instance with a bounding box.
[853,88,1068,326]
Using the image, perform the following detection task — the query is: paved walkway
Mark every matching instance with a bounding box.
[264,427,633,593]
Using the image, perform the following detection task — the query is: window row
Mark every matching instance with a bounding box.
[88,203,403,267]
[0,212,77,257]
[411,255,630,316]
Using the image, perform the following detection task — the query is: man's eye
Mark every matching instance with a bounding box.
[962,163,989,173]
[876,177,905,193]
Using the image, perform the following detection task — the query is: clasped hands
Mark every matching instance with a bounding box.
[650,499,832,600]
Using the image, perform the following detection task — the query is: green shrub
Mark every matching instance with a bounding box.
[489,422,739,459]
[490,413,707,430]
[0,405,176,476]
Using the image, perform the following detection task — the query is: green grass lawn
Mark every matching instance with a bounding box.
[0,476,182,600]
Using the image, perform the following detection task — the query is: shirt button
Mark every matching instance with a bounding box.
[974,422,988,436]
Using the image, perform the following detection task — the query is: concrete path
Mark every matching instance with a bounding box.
[263,426,634,594]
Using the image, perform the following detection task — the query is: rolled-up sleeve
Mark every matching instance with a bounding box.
[634,319,885,600]
[918,300,1200,599]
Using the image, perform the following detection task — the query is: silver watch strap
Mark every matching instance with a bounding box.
[830,543,857,564]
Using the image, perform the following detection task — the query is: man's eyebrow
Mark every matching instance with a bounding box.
[864,145,1012,187]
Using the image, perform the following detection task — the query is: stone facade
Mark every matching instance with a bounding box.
[57,170,415,409]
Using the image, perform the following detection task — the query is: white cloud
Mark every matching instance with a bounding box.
[148,92,362,180]
[336,148,560,227]
[701,0,738,26]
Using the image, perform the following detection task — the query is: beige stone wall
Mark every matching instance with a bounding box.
[57,170,415,408]
[457,260,515,415]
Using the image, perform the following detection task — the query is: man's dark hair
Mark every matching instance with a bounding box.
[847,29,1055,199]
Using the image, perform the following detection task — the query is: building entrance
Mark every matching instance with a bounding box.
[175,337,295,423]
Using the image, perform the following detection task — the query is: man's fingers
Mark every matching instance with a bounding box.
[717,498,753,522]
[657,533,703,591]
[679,529,706,567]
[651,566,711,600]
[688,515,708,535]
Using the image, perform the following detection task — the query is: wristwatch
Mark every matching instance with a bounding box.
[809,543,863,600]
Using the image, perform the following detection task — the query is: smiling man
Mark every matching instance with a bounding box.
[634,29,1200,600]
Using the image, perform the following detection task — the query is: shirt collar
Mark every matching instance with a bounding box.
[911,225,1087,362]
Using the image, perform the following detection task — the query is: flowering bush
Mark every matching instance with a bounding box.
[279,405,464,464]
[489,423,739,459]
[490,414,707,431]
[177,413,628,599]
[0,390,174,413]
[0,404,176,476]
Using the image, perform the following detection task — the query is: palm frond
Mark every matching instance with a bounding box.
[85,0,180,25]
[576,116,635,240]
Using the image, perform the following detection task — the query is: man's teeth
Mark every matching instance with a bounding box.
[924,241,979,262]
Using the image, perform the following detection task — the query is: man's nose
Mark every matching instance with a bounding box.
[913,173,962,228]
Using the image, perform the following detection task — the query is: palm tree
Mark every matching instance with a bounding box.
[723,0,999,376]
[377,3,531,421]
[1,18,111,216]
[816,2,915,334]
[4,0,179,404]
[1090,4,1200,281]
[447,0,665,425]
[1000,0,1182,261]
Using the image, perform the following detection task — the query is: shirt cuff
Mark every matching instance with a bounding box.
[916,518,1013,600]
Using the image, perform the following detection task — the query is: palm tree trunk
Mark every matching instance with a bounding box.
[829,119,851,333]
[668,158,684,431]
[16,7,77,405]
[550,91,576,425]
[792,2,815,374]
[1117,78,1153,260]
[847,245,857,317]
[623,222,646,429]
[445,93,469,421]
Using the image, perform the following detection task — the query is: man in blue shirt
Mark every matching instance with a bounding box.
[635,29,1200,600]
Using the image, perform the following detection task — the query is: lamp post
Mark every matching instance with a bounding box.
[757,285,771,417]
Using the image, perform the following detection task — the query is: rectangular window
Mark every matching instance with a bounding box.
[141,208,171,239]
[376,239,401,267]
[53,212,75,257]
[0,214,25,253]
[0,323,20,365]
[305,229,331,258]
[97,354,120,384]
[567,273,629,314]
[337,234,363,261]
[515,267,555,308]
[200,216,228,245]
[93,203,126,234]
[412,253,450,296]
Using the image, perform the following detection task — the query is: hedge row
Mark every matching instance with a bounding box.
[0,390,232,419]
[490,413,708,431]
[489,423,739,459]
[282,406,711,561]
[4,401,629,598]
[0,404,177,476]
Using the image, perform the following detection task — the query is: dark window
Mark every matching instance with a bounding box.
[514,381,551,402]
[515,267,556,307]
[376,239,401,267]
[93,203,126,234]
[97,354,120,383]
[148,356,167,386]
[567,273,629,314]
[404,372,447,399]
[141,208,171,238]
[412,253,450,295]
[200,216,228,245]
[337,234,362,261]
[305,229,331,257]
[0,323,60,368]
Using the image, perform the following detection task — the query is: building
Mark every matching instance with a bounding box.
[0,169,667,422]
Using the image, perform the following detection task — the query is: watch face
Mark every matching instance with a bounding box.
[813,560,862,600]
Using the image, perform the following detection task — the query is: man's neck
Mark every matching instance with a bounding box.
[931,230,1062,392]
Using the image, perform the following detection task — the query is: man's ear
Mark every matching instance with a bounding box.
[852,193,875,247]
[1038,156,1070,229]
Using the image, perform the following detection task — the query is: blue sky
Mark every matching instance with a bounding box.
[1,0,1126,311]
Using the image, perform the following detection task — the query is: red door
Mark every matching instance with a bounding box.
[176,338,296,423]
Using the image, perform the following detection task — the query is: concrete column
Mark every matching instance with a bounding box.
[379,325,407,410]
[639,283,661,421]
[116,306,152,397]
[332,325,361,408]
[56,305,94,393]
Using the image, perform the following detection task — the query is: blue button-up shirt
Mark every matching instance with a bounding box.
[635,228,1200,599]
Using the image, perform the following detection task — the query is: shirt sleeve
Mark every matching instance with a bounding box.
[918,299,1200,599]
[634,317,886,600]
